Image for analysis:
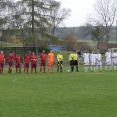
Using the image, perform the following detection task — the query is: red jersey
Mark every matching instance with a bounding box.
[0,54,5,62]
[24,54,30,63]
[40,53,46,61]
[31,55,37,63]
[8,53,14,62]
[15,55,20,63]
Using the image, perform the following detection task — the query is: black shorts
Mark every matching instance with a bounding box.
[70,60,74,66]
[74,60,78,65]
[57,61,63,66]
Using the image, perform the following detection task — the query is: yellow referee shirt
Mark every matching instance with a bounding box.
[69,53,73,61]
[72,53,78,60]
[57,54,63,61]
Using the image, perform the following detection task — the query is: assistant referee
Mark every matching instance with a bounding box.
[69,51,74,72]
[73,51,79,72]
[57,51,63,72]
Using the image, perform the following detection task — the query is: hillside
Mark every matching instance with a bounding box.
[54,26,116,41]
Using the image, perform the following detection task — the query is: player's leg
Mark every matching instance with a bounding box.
[57,62,60,72]
[16,63,18,73]
[34,63,37,73]
[105,60,108,70]
[86,61,89,72]
[93,61,96,72]
[48,61,51,72]
[1,62,4,74]
[70,60,74,72]
[51,61,54,73]
[109,61,112,71]
[40,61,42,72]
[41,61,46,73]
[60,61,63,73]
[84,61,87,72]
[90,61,93,71]
[24,63,26,73]
[75,60,79,72]
[19,63,21,73]
[8,62,13,74]
[31,63,33,73]
[100,62,102,72]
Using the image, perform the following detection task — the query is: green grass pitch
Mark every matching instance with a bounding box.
[0,67,117,117]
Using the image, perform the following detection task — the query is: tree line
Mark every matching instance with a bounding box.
[0,0,70,46]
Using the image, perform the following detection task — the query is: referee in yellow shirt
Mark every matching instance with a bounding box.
[57,51,63,72]
[73,51,79,72]
[69,51,74,72]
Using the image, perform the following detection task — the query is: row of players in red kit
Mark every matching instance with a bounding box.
[0,50,40,74]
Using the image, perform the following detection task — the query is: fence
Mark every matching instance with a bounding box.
[0,46,38,63]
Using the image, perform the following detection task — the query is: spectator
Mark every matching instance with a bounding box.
[77,50,82,60]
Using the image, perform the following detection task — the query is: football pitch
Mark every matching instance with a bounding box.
[0,67,117,117]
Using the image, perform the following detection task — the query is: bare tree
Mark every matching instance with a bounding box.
[49,1,71,36]
[85,0,117,46]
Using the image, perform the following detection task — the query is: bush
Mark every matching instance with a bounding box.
[37,46,50,54]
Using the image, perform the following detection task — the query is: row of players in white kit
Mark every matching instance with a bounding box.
[83,49,117,72]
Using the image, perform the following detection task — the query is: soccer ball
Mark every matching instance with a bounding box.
[67,70,70,73]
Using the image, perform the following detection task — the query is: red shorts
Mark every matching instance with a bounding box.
[9,61,13,67]
[31,63,37,68]
[40,61,46,66]
[24,63,29,68]
[16,63,21,68]
[0,62,4,68]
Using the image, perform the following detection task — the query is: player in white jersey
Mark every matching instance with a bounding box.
[83,50,90,72]
[105,49,112,71]
[112,49,117,70]
[95,51,102,72]
[90,51,96,72]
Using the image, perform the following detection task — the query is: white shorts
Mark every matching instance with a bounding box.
[106,60,111,65]
[113,59,117,65]
[84,60,89,65]
[96,61,102,66]
[91,61,96,65]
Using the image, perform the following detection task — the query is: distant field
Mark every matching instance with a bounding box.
[78,40,117,51]
[0,67,117,117]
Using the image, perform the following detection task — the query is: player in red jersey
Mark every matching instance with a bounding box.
[0,51,5,74]
[31,52,37,73]
[8,51,14,74]
[23,53,30,74]
[15,53,21,73]
[40,50,46,73]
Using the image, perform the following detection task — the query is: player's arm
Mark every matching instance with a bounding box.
[39,54,41,63]
[4,57,5,64]
[57,54,59,61]
[61,55,63,60]
[48,54,50,64]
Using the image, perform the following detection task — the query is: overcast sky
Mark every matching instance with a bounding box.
[60,0,95,27]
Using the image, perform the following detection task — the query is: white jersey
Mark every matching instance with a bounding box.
[105,52,111,61]
[96,53,102,66]
[96,53,102,61]
[112,52,117,64]
[90,53,96,62]
[83,53,90,61]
